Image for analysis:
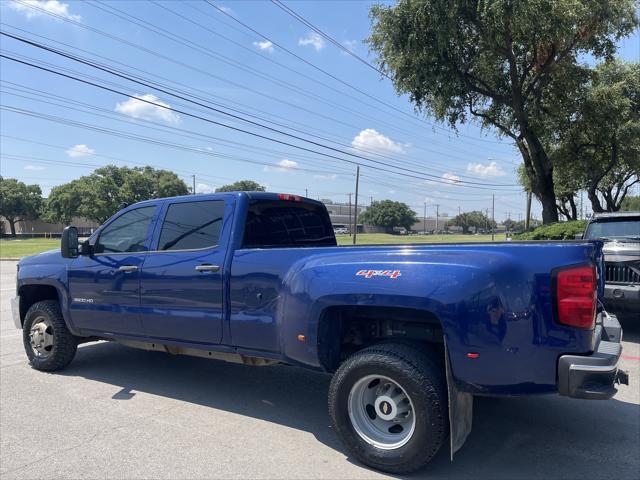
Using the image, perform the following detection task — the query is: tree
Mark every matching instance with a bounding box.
[44,165,189,224]
[447,211,496,234]
[359,200,417,232]
[503,218,518,232]
[215,180,265,192]
[368,0,638,223]
[0,176,43,236]
[620,195,640,211]
[553,60,640,213]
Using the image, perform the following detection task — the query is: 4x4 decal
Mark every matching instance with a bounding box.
[356,269,402,279]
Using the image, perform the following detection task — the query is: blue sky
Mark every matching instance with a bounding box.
[1,0,638,221]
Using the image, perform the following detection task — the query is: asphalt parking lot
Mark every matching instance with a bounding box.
[1,259,638,479]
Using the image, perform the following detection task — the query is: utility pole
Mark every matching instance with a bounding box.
[353,165,360,245]
[192,175,196,195]
[525,191,532,230]
[423,202,427,235]
[491,194,495,241]
[348,193,352,237]
[370,196,373,206]
[485,208,489,233]
[305,188,308,197]
[435,204,440,233]
[458,205,461,216]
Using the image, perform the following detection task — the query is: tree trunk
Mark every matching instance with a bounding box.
[7,218,17,237]
[569,196,577,220]
[587,186,604,213]
[515,133,558,224]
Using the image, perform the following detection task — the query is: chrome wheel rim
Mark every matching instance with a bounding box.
[348,375,416,450]
[29,316,54,358]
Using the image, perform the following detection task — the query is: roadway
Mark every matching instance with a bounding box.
[1,260,638,479]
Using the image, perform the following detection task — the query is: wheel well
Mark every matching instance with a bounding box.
[18,285,59,326]
[317,306,444,372]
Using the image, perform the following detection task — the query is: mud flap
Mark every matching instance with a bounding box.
[444,340,473,460]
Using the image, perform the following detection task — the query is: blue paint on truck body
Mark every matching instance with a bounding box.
[16,192,605,396]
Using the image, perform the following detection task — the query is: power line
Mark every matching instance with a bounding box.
[271,0,388,78]
[206,0,504,146]
[8,0,506,153]
[0,51,509,185]
[0,82,354,176]
[0,40,519,190]
[19,0,512,163]
[0,19,514,173]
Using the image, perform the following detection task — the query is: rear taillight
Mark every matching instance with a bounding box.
[555,264,597,329]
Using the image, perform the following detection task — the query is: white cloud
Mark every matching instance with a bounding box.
[298,32,325,52]
[8,0,81,21]
[264,158,299,172]
[24,164,45,171]
[217,5,233,14]
[66,144,95,158]
[442,173,461,184]
[115,94,180,124]
[277,159,297,169]
[253,40,274,53]
[351,129,405,154]
[341,40,358,55]
[196,183,215,194]
[466,160,506,177]
[313,173,337,180]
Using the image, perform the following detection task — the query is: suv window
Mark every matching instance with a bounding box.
[95,206,156,254]
[243,200,336,248]
[158,200,225,251]
[584,219,640,240]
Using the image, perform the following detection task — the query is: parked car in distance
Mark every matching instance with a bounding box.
[334,227,349,235]
[12,192,628,474]
[582,212,640,316]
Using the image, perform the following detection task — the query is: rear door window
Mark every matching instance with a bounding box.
[157,200,225,251]
[243,200,336,248]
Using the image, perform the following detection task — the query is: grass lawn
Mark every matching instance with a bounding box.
[0,234,508,258]
[0,238,60,259]
[336,233,505,245]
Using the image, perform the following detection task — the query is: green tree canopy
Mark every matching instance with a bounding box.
[0,176,43,236]
[215,180,266,192]
[44,165,189,224]
[553,60,639,213]
[447,211,496,234]
[368,0,638,224]
[620,195,640,212]
[359,200,417,232]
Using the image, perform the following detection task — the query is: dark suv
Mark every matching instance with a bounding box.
[583,212,640,315]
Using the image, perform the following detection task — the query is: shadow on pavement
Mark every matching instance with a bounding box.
[61,341,639,480]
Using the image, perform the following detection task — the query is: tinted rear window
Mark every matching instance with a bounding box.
[158,200,225,251]
[242,200,336,248]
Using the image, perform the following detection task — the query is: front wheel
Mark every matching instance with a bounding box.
[328,343,447,474]
[23,300,78,371]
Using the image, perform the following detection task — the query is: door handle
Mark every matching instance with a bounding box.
[118,265,139,273]
[195,264,220,272]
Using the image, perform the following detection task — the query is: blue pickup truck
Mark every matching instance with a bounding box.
[11,192,628,473]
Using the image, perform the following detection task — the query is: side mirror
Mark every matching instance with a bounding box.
[61,226,79,258]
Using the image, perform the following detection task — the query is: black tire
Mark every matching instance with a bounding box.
[23,300,77,371]
[328,343,447,474]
